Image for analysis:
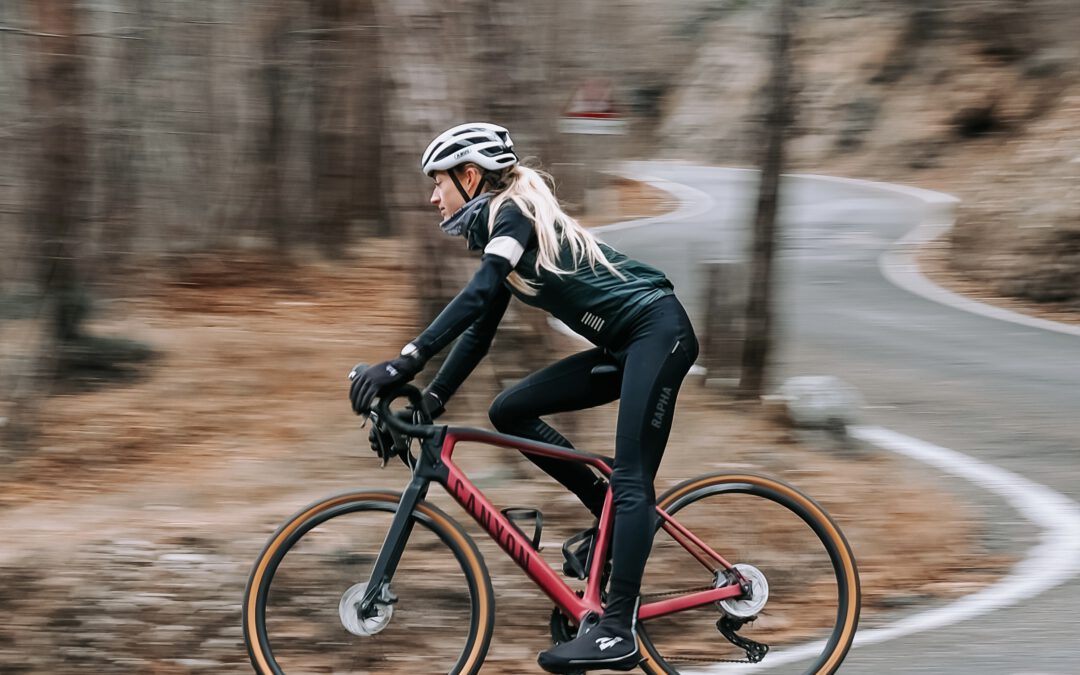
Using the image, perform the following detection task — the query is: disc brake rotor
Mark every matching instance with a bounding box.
[718,563,770,619]
[339,582,396,636]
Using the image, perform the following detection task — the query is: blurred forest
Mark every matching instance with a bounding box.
[0,0,689,450]
[2,0,1080,452]
[0,2,1072,670]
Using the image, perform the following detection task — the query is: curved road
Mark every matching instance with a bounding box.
[599,161,1080,674]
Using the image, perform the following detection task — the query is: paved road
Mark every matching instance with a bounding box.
[601,161,1080,674]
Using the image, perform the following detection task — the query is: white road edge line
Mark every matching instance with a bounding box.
[694,426,1080,674]
[594,169,717,234]
[823,170,1080,339]
[880,228,1080,338]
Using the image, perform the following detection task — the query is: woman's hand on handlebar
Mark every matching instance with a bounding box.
[348,356,423,415]
[367,389,444,457]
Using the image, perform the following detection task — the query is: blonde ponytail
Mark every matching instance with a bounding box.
[487,164,625,296]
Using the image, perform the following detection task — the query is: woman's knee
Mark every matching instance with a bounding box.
[488,389,525,432]
[610,465,656,510]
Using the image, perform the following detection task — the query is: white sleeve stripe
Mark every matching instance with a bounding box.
[484,236,526,267]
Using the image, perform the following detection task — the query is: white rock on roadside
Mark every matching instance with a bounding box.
[766,376,864,430]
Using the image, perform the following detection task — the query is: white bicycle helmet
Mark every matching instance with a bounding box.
[421,122,518,177]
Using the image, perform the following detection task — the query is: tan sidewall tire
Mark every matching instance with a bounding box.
[637,473,860,675]
[243,490,494,675]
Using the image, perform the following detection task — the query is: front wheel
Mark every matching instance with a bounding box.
[243,490,495,674]
[637,473,860,674]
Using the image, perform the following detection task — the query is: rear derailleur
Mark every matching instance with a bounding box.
[716,615,769,663]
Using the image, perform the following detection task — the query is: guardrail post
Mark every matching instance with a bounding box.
[700,260,745,387]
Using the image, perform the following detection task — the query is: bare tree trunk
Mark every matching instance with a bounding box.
[739,0,793,400]
[259,4,291,254]
[373,0,466,314]
[31,0,89,346]
[96,0,148,272]
[468,1,559,379]
[3,0,90,452]
[310,0,357,258]
[352,0,387,237]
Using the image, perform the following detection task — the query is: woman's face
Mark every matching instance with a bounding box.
[430,166,481,220]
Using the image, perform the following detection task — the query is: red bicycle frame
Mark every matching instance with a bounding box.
[438,426,745,624]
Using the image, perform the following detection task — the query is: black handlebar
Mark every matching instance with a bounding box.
[374,384,441,440]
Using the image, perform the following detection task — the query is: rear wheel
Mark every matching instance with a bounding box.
[637,473,860,674]
[244,490,494,674]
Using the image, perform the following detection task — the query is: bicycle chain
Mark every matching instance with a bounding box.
[640,585,714,600]
[652,651,765,664]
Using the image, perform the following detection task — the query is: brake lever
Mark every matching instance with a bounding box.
[368,410,391,468]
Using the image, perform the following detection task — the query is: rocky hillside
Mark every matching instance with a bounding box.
[653,0,1080,309]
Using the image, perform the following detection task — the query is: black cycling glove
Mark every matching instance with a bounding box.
[349,355,424,415]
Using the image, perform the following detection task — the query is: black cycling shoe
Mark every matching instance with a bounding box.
[537,621,640,673]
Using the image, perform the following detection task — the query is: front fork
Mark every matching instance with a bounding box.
[357,472,432,617]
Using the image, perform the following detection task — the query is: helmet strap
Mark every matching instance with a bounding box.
[449,166,492,202]
[448,169,472,203]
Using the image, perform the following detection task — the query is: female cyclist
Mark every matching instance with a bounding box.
[349,122,699,673]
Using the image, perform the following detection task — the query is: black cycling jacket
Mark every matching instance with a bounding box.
[415,196,674,402]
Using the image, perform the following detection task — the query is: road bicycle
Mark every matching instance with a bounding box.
[243,380,860,674]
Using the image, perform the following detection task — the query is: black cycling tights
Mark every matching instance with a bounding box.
[488,295,698,601]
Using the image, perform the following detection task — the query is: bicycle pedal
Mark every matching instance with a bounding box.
[501,507,544,550]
